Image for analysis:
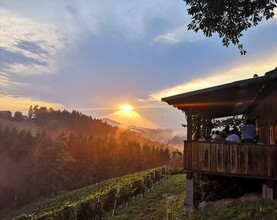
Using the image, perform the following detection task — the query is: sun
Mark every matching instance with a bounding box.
[103,103,157,128]
[115,104,139,118]
[119,104,133,113]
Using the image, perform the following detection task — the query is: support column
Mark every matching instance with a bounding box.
[186,172,194,208]
[262,180,273,199]
[206,118,212,138]
[186,109,192,170]
[185,109,194,208]
[186,108,192,142]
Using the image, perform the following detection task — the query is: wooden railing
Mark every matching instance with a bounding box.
[184,141,277,180]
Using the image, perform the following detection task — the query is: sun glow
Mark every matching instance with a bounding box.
[120,104,133,113]
[102,104,157,128]
[115,104,139,118]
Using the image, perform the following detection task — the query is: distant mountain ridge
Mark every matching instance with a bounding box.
[101,118,121,127]
[127,125,186,150]
[102,117,186,150]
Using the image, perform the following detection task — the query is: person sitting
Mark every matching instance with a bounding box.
[226,130,241,143]
[241,118,255,143]
[211,130,220,141]
[217,131,227,143]
[223,125,230,136]
[192,131,205,141]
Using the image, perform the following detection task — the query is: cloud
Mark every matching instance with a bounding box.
[59,0,188,41]
[52,1,151,40]
[15,40,49,55]
[149,55,277,100]
[0,95,63,113]
[153,27,203,44]
[0,47,47,66]
[0,8,74,112]
[153,6,277,45]
[0,72,29,89]
[154,32,180,44]
[0,8,69,75]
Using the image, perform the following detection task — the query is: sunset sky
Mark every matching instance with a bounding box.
[1,1,277,128]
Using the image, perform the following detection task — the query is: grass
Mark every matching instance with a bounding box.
[104,174,277,220]
[104,174,186,220]
[187,200,277,220]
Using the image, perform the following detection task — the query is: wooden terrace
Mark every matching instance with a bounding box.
[184,141,277,180]
[162,68,277,207]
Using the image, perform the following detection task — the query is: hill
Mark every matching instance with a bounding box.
[0,167,172,220]
[101,118,122,127]
[110,176,277,220]
[1,110,185,151]
[0,108,183,211]
[127,125,185,151]
[0,117,42,134]
[102,117,186,151]
[2,170,274,220]
[108,173,185,220]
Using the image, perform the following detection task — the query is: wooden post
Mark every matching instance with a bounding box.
[186,172,194,208]
[112,189,120,217]
[207,118,212,138]
[186,108,192,142]
[184,109,195,208]
[185,109,193,170]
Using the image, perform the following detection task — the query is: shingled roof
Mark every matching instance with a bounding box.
[162,68,277,118]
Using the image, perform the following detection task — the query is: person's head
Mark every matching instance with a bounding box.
[230,129,236,134]
[215,130,220,135]
[220,131,227,138]
[246,118,252,124]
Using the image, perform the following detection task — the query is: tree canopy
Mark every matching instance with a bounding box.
[13,111,24,121]
[184,0,277,54]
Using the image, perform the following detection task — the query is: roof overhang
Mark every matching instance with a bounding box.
[162,69,277,118]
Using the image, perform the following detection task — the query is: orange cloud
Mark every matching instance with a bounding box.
[0,95,63,114]
[150,55,277,100]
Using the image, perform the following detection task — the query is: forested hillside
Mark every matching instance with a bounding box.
[0,107,182,210]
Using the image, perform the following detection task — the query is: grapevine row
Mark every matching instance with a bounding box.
[0,166,171,220]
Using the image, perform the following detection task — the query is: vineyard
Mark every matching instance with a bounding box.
[0,166,171,220]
